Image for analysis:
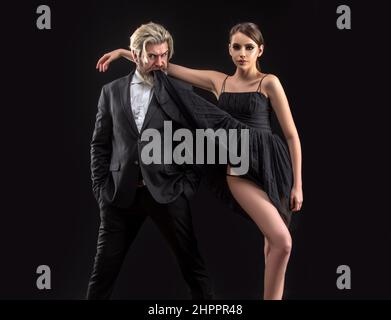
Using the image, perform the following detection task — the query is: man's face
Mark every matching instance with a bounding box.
[137,41,169,74]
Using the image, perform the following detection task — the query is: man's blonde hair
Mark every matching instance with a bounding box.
[129,22,174,64]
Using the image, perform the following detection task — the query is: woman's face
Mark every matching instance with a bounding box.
[229,32,263,70]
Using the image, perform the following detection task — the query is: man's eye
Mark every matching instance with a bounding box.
[162,52,168,57]
[148,54,156,59]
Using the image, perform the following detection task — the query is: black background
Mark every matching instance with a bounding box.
[1,0,390,300]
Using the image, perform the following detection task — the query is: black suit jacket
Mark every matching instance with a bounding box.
[91,70,199,208]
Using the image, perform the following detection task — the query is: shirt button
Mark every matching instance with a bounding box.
[134,160,139,165]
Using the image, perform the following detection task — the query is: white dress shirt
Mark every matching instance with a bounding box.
[130,70,154,132]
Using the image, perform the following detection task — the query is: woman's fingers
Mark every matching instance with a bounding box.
[292,198,297,211]
[290,196,302,212]
[102,58,112,72]
[99,62,104,72]
[96,54,107,69]
[96,54,111,71]
[295,199,301,211]
[295,197,302,212]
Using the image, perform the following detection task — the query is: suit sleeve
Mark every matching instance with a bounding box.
[90,86,112,202]
[159,76,199,129]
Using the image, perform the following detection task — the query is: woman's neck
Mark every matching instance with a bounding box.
[233,67,261,81]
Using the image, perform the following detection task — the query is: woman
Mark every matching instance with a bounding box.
[97,22,303,300]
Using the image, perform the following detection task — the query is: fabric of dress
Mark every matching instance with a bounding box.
[155,71,294,226]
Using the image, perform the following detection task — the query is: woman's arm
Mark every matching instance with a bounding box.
[167,63,226,97]
[96,49,227,97]
[96,49,134,72]
[264,75,303,212]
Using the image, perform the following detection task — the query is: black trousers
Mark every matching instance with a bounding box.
[86,186,214,299]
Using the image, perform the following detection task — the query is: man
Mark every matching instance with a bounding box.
[87,22,213,299]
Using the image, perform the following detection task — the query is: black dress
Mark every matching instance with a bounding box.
[156,71,294,226]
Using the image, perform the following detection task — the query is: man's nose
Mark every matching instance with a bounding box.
[155,56,164,67]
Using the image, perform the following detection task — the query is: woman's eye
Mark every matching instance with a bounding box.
[232,45,241,50]
[246,46,254,50]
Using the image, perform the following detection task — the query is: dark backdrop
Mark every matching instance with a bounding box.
[1,0,390,299]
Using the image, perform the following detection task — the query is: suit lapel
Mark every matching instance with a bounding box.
[119,70,139,135]
[140,70,169,131]
[119,70,178,135]
[153,70,170,105]
[140,94,158,132]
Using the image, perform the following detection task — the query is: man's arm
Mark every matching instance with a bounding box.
[90,86,112,202]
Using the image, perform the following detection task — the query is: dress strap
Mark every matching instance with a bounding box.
[256,74,269,93]
[220,75,229,94]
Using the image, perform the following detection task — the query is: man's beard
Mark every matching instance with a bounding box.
[137,66,167,86]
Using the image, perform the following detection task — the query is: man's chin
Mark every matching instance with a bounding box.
[137,68,167,84]
[156,68,168,75]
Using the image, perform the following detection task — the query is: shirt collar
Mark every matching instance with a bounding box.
[131,69,153,86]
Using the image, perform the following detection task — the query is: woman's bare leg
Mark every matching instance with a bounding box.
[264,237,270,266]
[227,176,292,300]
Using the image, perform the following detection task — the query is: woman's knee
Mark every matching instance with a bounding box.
[269,233,292,257]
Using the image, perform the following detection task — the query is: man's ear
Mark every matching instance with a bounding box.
[132,50,139,63]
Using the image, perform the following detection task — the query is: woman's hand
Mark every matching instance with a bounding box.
[96,49,134,72]
[290,185,303,212]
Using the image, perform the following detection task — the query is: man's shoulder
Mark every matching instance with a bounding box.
[102,73,131,92]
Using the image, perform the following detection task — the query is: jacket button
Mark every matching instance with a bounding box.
[134,160,139,165]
